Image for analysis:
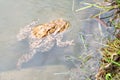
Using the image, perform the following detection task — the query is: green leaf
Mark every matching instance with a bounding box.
[105,73,112,80]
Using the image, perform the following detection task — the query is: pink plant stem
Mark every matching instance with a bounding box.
[95,16,108,27]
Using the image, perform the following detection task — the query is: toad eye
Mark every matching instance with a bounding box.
[58,22,69,33]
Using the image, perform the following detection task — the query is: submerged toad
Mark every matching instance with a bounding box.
[17,18,74,68]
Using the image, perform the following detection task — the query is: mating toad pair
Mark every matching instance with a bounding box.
[17,18,74,68]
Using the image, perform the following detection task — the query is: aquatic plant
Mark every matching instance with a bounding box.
[76,0,120,31]
[73,0,120,80]
[95,38,120,80]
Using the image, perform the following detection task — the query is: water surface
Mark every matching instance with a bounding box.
[0,0,103,79]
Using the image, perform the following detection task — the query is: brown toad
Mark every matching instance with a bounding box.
[17,18,74,68]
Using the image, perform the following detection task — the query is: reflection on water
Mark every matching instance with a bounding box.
[0,0,103,79]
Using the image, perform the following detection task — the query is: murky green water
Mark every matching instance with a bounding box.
[0,0,104,79]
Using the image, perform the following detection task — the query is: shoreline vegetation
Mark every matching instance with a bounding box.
[74,0,120,80]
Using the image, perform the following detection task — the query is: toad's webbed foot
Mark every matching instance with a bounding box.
[56,34,74,47]
[56,39,74,47]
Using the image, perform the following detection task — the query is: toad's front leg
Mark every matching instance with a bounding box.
[17,25,32,41]
[56,35,74,47]
[17,20,38,41]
